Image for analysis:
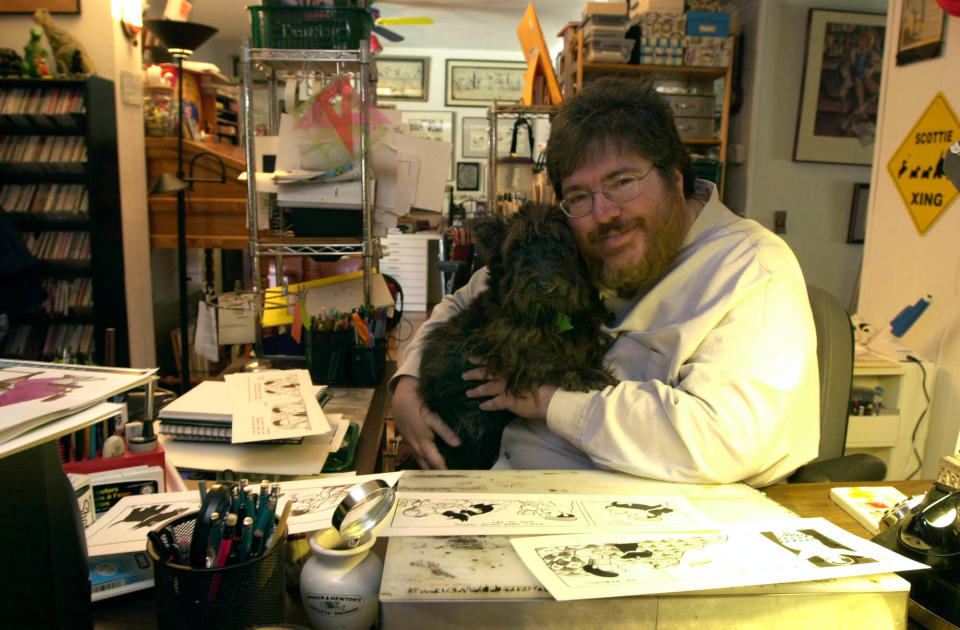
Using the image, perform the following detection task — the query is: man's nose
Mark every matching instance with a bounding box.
[591,191,621,222]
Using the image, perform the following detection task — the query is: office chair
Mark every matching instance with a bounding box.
[788,285,887,483]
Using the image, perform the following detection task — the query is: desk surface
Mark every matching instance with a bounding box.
[91,475,929,629]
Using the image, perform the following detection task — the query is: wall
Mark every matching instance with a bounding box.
[725,0,886,308]
[860,2,960,471]
[0,5,155,368]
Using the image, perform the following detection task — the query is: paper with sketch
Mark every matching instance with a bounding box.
[158,413,348,476]
[510,517,928,601]
[381,492,713,537]
[225,370,329,443]
[0,359,155,444]
[85,472,404,556]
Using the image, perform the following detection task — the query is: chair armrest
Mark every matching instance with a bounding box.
[788,453,888,483]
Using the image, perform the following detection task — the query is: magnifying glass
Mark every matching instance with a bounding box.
[331,479,396,546]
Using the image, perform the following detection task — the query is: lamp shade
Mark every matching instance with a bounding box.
[149,172,189,195]
[143,19,217,58]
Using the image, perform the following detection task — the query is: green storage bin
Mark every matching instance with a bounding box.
[693,158,724,187]
[248,6,371,49]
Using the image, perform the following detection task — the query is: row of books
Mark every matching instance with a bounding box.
[1,322,96,360]
[1,183,89,216]
[0,87,85,116]
[0,134,87,163]
[24,230,91,261]
[42,277,93,316]
[43,322,95,359]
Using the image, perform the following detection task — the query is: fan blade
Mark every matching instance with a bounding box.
[375,17,434,26]
[372,25,404,42]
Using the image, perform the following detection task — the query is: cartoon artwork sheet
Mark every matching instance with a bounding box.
[509,517,928,601]
[0,359,156,443]
[84,472,403,557]
[225,369,330,443]
[381,492,714,537]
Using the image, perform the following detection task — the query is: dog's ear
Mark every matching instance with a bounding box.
[469,214,507,268]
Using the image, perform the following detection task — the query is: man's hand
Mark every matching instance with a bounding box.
[463,359,557,421]
[391,375,460,470]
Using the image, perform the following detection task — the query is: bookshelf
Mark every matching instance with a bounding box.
[0,77,128,366]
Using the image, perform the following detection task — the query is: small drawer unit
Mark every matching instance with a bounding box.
[673,116,715,139]
[661,93,715,118]
[379,233,442,312]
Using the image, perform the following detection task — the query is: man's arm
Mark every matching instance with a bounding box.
[389,268,489,468]
[545,269,820,487]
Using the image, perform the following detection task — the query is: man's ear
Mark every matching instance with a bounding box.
[469,214,506,268]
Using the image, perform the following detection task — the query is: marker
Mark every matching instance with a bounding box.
[213,513,237,569]
[238,516,254,559]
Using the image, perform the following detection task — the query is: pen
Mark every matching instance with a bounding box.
[238,516,254,559]
[208,513,237,602]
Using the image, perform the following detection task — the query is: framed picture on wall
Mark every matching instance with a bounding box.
[896,0,945,66]
[793,9,886,165]
[376,56,429,101]
[847,182,869,244]
[456,162,481,191]
[445,59,527,107]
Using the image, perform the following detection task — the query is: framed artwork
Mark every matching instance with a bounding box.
[401,110,454,143]
[896,0,945,66]
[456,162,481,191]
[0,0,79,11]
[793,9,886,165]
[847,183,869,244]
[462,116,531,160]
[445,59,527,107]
[376,56,429,101]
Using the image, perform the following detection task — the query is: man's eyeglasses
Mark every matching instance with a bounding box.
[559,166,655,218]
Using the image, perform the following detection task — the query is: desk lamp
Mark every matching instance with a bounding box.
[143,19,218,394]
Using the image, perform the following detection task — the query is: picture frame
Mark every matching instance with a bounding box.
[847,183,869,244]
[376,56,429,101]
[896,0,945,66]
[445,59,527,107]
[456,162,481,192]
[0,0,79,12]
[793,9,886,165]
[462,116,531,160]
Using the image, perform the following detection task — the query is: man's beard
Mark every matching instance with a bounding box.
[580,189,692,295]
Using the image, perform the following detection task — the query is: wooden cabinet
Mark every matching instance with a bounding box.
[846,359,934,480]
[557,27,733,192]
[0,77,128,365]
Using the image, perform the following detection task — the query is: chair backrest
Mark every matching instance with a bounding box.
[807,284,855,462]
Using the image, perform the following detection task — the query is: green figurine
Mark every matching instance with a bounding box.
[21,26,49,78]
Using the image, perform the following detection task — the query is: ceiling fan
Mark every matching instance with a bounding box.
[370,8,434,43]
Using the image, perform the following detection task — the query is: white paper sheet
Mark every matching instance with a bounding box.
[510,517,928,601]
[381,492,714,537]
[225,370,329,443]
[0,359,155,443]
[85,472,404,557]
[158,413,348,476]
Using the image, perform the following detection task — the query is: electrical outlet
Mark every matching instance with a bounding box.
[774,210,787,234]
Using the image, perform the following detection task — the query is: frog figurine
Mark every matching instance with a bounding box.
[21,26,49,78]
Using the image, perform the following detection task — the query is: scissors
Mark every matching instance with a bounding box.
[352,311,372,348]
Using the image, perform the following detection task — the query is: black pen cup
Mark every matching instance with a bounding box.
[305,328,351,384]
[147,510,287,630]
[349,337,386,386]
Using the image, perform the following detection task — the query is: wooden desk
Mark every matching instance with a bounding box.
[91,476,927,629]
[761,479,932,539]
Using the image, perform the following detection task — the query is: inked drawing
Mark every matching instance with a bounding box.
[510,517,925,601]
[761,528,879,567]
[383,492,713,537]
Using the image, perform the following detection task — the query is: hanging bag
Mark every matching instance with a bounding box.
[497,116,535,193]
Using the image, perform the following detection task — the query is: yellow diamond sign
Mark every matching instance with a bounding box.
[887,92,960,235]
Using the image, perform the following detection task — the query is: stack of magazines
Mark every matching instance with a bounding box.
[158,380,332,445]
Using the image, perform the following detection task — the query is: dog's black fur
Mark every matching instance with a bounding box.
[417,203,619,469]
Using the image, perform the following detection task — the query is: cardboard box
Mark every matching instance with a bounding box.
[629,0,685,13]
[684,45,731,67]
[583,2,627,19]
[686,10,730,37]
[636,11,687,39]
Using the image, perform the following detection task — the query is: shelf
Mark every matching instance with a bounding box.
[582,62,729,80]
[254,235,365,257]
[245,47,365,77]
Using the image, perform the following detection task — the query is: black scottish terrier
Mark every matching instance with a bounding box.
[417,202,619,469]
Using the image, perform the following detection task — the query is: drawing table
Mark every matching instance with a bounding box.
[379,470,916,630]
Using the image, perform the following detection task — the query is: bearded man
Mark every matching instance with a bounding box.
[390,77,819,486]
